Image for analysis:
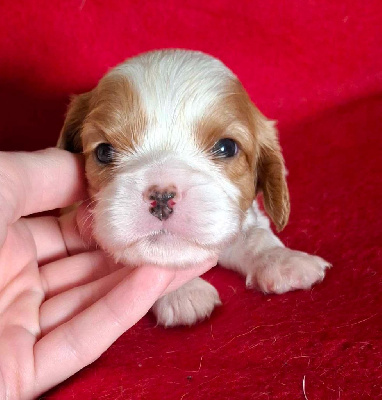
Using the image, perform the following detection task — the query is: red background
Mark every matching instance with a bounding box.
[1,1,381,399]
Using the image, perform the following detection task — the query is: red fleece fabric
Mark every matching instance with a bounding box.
[1,1,381,399]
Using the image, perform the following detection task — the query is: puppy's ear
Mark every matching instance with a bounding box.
[254,110,290,231]
[57,91,92,153]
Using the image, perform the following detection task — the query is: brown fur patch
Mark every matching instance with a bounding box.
[82,73,147,152]
[195,78,258,212]
[57,91,93,153]
[60,73,148,195]
[196,78,290,229]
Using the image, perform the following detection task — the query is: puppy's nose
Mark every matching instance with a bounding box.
[144,185,178,221]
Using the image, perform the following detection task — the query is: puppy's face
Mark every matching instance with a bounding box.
[59,50,289,268]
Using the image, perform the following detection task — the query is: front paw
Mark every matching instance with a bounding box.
[152,277,221,327]
[247,247,331,294]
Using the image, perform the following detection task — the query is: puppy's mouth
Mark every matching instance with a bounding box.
[113,228,214,251]
[144,229,209,248]
[148,228,171,238]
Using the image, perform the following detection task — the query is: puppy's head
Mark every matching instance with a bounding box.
[59,50,289,267]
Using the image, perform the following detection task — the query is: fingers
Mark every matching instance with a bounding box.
[39,250,117,299]
[23,201,96,265]
[0,148,87,246]
[40,262,130,335]
[33,265,175,395]
[23,217,69,265]
[39,255,218,335]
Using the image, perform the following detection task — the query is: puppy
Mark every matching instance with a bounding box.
[58,49,330,327]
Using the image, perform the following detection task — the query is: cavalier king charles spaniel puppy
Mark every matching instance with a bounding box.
[58,49,330,327]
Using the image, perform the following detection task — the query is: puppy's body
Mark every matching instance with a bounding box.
[59,50,330,326]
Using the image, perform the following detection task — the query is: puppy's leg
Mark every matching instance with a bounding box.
[219,202,331,294]
[152,277,221,327]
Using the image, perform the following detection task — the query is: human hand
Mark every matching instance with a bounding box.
[0,148,217,399]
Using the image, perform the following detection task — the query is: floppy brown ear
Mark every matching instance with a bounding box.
[254,111,290,231]
[57,91,92,153]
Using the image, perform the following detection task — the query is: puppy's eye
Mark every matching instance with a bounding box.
[212,138,238,158]
[94,143,114,164]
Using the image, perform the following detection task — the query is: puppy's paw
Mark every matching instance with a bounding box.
[152,277,221,327]
[247,247,331,294]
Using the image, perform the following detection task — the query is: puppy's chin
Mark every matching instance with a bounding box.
[108,233,221,269]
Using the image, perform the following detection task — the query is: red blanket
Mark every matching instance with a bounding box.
[1,1,381,398]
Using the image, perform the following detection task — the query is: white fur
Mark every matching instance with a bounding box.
[92,152,241,268]
[152,277,221,327]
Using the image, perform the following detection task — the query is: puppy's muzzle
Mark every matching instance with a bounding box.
[144,185,178,221]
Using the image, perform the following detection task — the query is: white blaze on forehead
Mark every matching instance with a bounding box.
[108,50,236,154]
